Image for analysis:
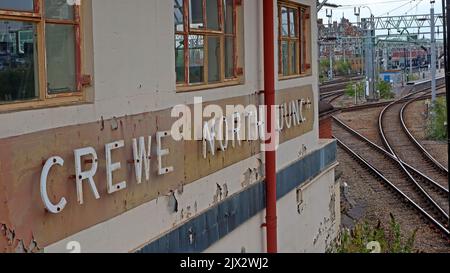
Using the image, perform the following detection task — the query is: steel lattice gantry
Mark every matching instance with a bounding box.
[363,13,444,31]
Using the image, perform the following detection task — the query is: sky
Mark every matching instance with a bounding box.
[318,0,444,39]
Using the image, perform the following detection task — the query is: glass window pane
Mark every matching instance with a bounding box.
[224,0,234,34]
[45,0,74,20]
[174,0,184,32]
[0,0,34,11]
[289,8,297,37]
[45,24,76,94]
[281,7,288,37]
[290,41,298,74]
[206,0,219,30]
[207,36,221,83]
[0,20,38,103]
[225,36,234,78]
[175,34,185,83]
[281,41,288,76]
[188,35,204,84]
[189,0,204,29]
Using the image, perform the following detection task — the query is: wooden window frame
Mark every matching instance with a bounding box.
[278,1,311,80]
[175,0,242,92]
[0,0,87,113]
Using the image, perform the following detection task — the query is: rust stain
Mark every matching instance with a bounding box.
[0,89,314,251]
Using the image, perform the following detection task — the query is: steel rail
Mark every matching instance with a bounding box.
[400,97,449,173]
[335,137,450,236]
[379,92,449,220]
[333,116,449,196]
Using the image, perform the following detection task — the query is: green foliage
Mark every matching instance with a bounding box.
[331,214,417,253]
[408,73,419,82]
[345,81,365,98]
[335,60,351,76]
[376,80,395,100]
[427,97,448,141]
[320,59,330,77]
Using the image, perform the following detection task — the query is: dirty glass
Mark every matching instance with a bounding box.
[281,41,288,76]
[289,8,298,37]
[224,0,234,34]
[174,0,184,32]
[175,35,185,83]
[225,36,234,78]
[45,0,74,20]
[207,36,220,83]
[45,24,76,94]
[281,7,288,37]
[188,35,204,84]
[290,41,298,74]
[0,20,38,103]
[206,0,219,30]
[189,0,204,29]
[0,0,34,11]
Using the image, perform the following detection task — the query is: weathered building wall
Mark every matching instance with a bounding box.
[0,0,338,253]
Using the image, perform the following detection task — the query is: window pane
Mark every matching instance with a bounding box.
[0,0,34,11]
[45,24,76,94]
[189,0,204,29]
[281,7,288,37]
[175,35,185,83]
[290,41,297,75]
[281,41,288,76]
[0,20,38,103]
[188,35,204,84]
[225,36,234,78]
[206,0,219,30]
[174,0,184,32]
[207,36,221,83]
[224,0,234,34]
[289,8,297,37]
[45,0,74,20]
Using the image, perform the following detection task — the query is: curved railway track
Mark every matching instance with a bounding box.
[333,84,450,236]
[321,90,345,103]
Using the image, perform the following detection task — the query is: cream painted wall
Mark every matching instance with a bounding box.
[205,164,340,253]
[0,0,319,151]
[44,141,338,253]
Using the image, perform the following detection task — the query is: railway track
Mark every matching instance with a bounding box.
[378,88,449,229]
[333,116,450,236]
[321,90,345,103]
[320,76,363,93]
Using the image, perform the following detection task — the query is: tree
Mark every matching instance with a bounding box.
[345,81,365,98]
[376,80,395,99]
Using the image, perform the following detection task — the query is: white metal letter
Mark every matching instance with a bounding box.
[74,147,100,204]
[40,156,67,214]
[132,136,152,184]
[157,131,174,175]
[105,140,127,194]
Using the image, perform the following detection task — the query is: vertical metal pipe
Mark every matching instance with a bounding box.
[431,1,437,103]
[263,0,278,253]
[443,0,450,229]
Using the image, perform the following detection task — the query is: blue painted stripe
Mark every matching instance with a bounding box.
[137,141,337,253]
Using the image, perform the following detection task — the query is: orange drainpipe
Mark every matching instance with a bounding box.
[263,0,278,253]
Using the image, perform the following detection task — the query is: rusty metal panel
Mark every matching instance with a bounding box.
[276,85,315,143]
[0,89,315,251]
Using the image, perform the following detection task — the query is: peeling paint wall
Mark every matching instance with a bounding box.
[205,164,340,253]
[0,0,337,253]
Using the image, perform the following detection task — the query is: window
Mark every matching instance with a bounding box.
[0,0,86,109]
[278,1,311,78]
[174,0,240,90]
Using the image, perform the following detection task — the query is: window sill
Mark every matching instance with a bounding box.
[278,72,313,81]
[0,96,87,114]
[176,78,243,93]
